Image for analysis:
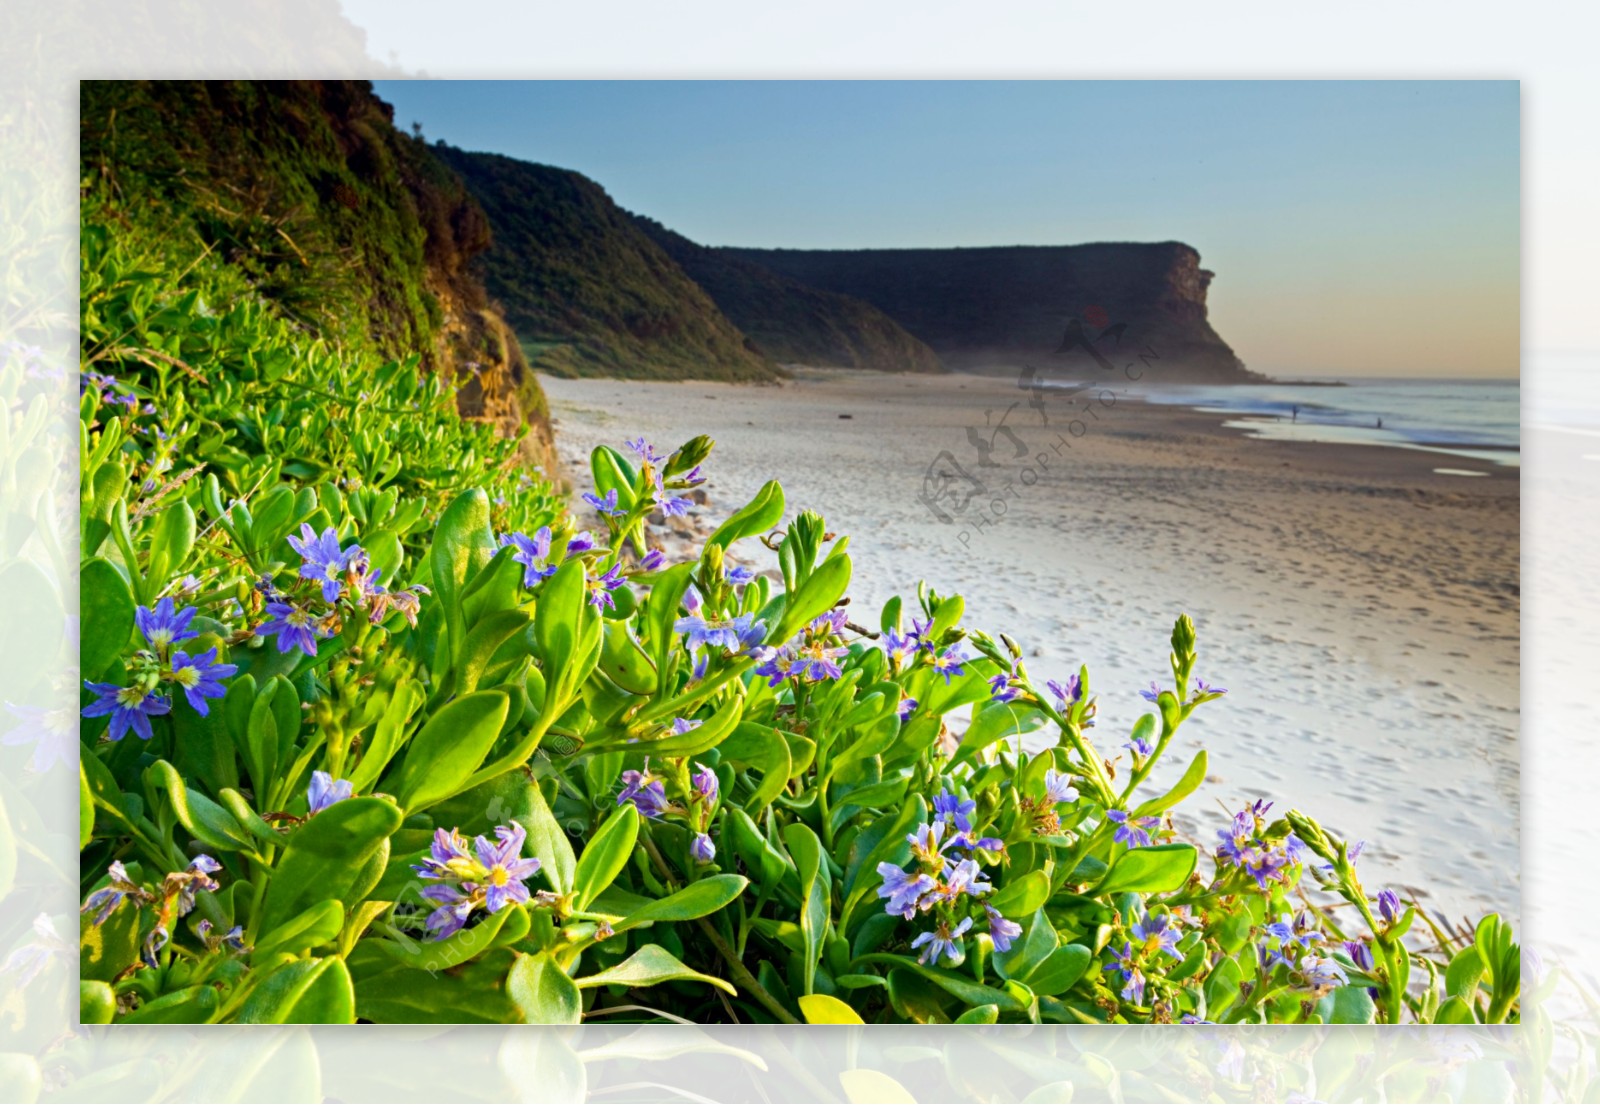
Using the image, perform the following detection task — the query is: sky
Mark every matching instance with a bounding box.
[373,80,1520,378]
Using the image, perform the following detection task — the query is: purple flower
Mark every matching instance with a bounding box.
[1265,910,1322,950]
[1130,911,1183,962]
[932,646,967,684]
[475,823,542,913]
[690,761,718,804]
[787,640,849,682]
[1047,675,1082,707]
[82,681,171,741]
[135,596,198,651]
[81,861,147,925]
[1108,942,1147,1004]
[1343,938,1375,972]
[257,601,324,657]
[1043,769,1078,805]
[883,628,920,665]
[564,531,598,557]
[1295,953,1349,990]
[168,648,237,715]
[676,611,766,654]
[911,916,973,966]
[1193,678,1227,697]
[1376,889,1401,924]
[726,565,755,585]
[691,833,717,864]
[1124,731,1155,757]
[988,672,1019,703]
[307,770,353,814]
[897,697,918,721]
[625,437,665,464]
[985,904,1023,953]
[2,701,77,772]
[413,827,475,881]
[583,489,626,516]
[1107,809,1157,849]
[939,857,991,901]
[174,856,222,916]
[1139,681,1165,704]
[618,767,668,819]
[638,548,666,572]
[588,564,626,610]
[500,528,556,587]
[876,863,937,919]
[907,820,953,866]
[197,920,248,955]
[288,524,356,603]
[1215,802,1303,891]
[932,790,975,832]
[422,884,474,939]
[673,717,704,736]
[653,475,693,518]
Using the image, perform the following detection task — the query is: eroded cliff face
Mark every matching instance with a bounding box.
[721,241,1259,382]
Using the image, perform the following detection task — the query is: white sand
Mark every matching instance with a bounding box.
[542,370,1519,932]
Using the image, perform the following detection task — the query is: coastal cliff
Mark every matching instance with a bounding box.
[721,242,1259,381]
[633,217,944,374]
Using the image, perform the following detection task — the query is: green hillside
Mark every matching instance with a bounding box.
[633,217,943,373]
[79,80,555,466]
[434,146,780,382]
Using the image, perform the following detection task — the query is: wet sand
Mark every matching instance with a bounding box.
[542,369,1520,930]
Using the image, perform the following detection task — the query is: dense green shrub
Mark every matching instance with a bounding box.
[77,303,1518,1020]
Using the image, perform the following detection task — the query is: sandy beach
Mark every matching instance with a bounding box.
[542,369,1520,931]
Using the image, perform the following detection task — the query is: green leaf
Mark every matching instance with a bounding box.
[237,956,356,1024]
[1133,749,1208,818]
[431,489,497,676]
[251,900,346,964]
[578,943,737,995]
[508,951,582,1024]
[146,759,256,854]
[260,796,402,933]
[988,870,1050,920]
[80,980,116,1025]
[523,779,576,897]
[614,874,749,932]
[950,703,1046,769]
[79,765,95,849]
[572,804,639,910]
[707,480,784,549]
[1446,944,1487,1002]
[355,959,522,1023]
[80,898,141,983]
[456,609,531,695]
[863,955,1024,1013]
[388,690,510,813]
[373,903,514,973]
[799,993,865,1024]
[1095,843,1197,895]
[146,499,197,586]
[718,722,792,812]
[955,1004,999,1025]
[783,821,829,996]
[1434,996,1477,1024]
[725,806,794,893]
[120,985,219,1024]
[534,557,587,692]
[1319,984,1378,1024]
[1026,945,1092,996]
[774,552,851,643]
[80,557,134,681]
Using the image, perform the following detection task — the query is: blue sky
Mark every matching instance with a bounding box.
[373,80,1519,376]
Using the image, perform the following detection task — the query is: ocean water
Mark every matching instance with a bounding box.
[1134,377,1521,467]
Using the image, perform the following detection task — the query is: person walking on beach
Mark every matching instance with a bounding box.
[1291,404,1299,423]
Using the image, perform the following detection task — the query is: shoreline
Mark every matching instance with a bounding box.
[542,369,1519,928]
